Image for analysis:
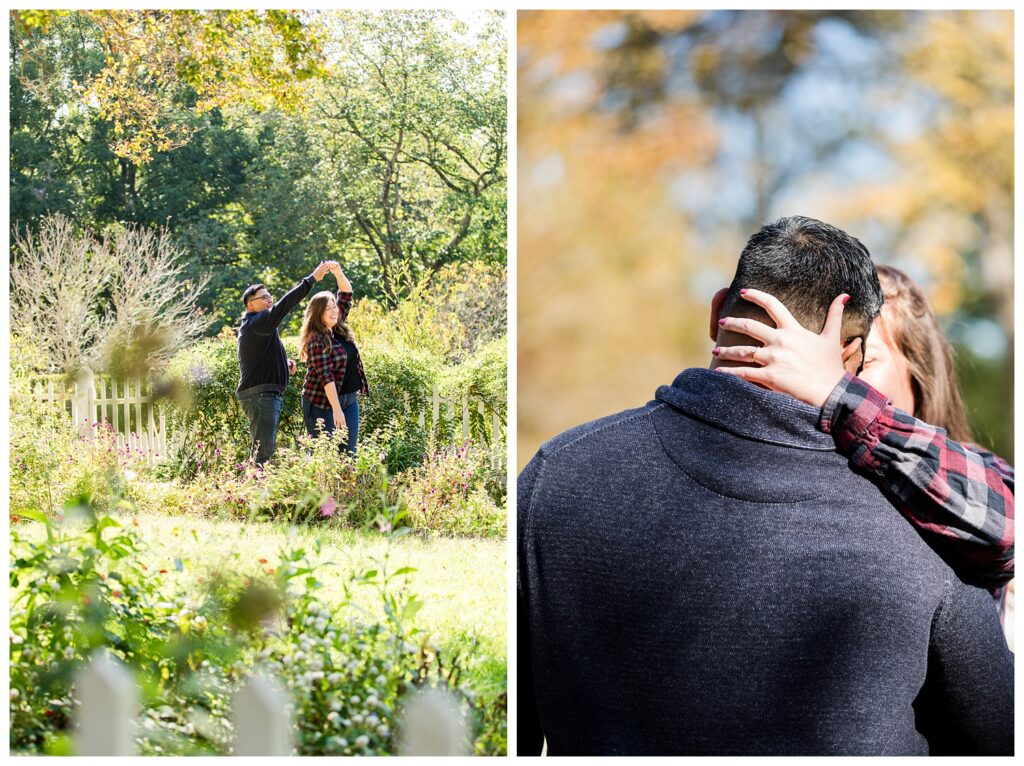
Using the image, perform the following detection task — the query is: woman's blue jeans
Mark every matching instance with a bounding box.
[301,393,359,454]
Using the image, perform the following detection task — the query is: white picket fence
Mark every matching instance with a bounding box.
[31,368,169,464]
[74,652,468,756]
[28,368,505,466]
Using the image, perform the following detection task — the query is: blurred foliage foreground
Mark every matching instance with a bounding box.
[10,496,504,755]
[9,262,508,754]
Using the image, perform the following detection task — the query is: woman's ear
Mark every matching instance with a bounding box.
[709,288,729,343]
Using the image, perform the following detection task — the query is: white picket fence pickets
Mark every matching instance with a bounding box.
[31,368,169,464]
[28,368,506,466]
[72,652,468,756]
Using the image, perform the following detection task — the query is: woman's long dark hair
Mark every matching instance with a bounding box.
[298,291,356,362]
[875,265,973,442]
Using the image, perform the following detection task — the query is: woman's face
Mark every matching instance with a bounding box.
[320,297,340,329]
[858,312,916,413]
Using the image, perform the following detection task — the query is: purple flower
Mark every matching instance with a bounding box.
[320,497,337,518]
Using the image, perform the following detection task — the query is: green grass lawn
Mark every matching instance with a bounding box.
[116,508,506,645]
[15,505,508,695]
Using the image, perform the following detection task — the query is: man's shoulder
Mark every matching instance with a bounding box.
[238,311,272,336]
[536,401,664,463]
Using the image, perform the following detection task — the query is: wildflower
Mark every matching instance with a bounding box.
[320,497,337,518]
[327,711,340,723]
[10,688,20,700]
[366,713,380,727]
[259,558,268,565]
[63,646,76,660]
[355,735,369,748]
[376,724,390,738]
[111,590,122,599]
[333,737,348,749]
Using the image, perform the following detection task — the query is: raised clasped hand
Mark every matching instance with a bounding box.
[712,289,861,408]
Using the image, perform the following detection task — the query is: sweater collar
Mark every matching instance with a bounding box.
[654,368,835,450]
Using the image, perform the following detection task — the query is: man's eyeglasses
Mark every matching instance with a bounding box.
[252,293,272,303]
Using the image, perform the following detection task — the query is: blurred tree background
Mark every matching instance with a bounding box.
[518,10,1012,469]
[10,9,506,334]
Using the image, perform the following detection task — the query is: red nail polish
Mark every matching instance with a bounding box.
[718,318,726,326]
[842,295,850,305]
[712,347,720,355]
[739,288,747,295]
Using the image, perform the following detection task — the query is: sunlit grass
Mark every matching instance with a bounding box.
[116,507,504,644]
[14,504,507,694]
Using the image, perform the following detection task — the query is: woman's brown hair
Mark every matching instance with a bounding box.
[299,291,355,362]
[874,264,973,442]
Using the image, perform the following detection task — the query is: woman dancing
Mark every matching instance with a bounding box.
[298,263,370,454]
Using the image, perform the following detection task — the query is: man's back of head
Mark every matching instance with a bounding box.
[723,216,884,345]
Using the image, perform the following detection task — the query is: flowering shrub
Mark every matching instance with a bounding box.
[400,442,506,538]
[9,497,222,754]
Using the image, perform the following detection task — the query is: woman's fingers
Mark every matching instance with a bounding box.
[738,288,797,330]
[712,345,767,365]
[713,365,773,387]
[718,315,776,344]
[821,293,850,339]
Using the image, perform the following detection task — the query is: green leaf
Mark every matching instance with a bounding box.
[15,508,50,525]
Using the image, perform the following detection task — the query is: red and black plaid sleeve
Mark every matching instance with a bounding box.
[820,372,1014,589]
[337,291,354,323]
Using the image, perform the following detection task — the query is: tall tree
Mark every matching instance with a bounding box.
[313,11,506,304]
[12,10,325,164]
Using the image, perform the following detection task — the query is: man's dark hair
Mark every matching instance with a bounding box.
[723,216,884,341]
[242,283,266,307]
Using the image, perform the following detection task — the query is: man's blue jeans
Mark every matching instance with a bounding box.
[301,393,359,454]
[237,389,283,464]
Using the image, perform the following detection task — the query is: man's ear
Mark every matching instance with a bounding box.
[709,288,729,343]
[841,336,863,374]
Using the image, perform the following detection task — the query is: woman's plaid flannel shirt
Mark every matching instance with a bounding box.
[301,291,369,408]
[821,373,1014,591]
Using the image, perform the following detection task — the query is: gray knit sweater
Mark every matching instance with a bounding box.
[517,368,1013,755]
